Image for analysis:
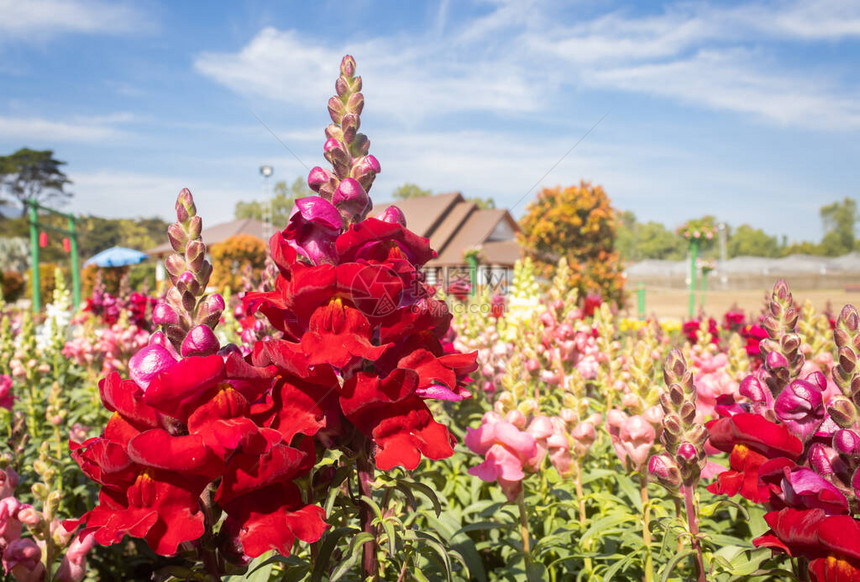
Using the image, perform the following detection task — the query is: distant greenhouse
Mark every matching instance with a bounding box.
[626,253,860,290]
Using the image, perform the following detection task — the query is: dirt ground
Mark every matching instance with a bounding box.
[622,287,858,321]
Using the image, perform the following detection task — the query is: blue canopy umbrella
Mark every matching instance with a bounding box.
[84,246,148,268]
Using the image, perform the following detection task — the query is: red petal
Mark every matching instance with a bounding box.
[127,430,222,478]
[143,355,226,420]
[707,413,803,459]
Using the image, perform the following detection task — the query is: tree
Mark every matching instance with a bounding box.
[0,148,72,213]
[728,224,781,257]
[637,221,687,260]
[209,234,267,291]
[234,177,312,228]
[392,182,495,209]
[519,181,625,305]
[819,198,857,256]
[615,211,686,261]
[392,183,432,200]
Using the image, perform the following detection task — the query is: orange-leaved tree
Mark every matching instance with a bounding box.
[519,180,625,305]
[209,234,267,292]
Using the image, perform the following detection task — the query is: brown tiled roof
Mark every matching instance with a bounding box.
[147,217,267,256]
[375,192,522,266]
[480,240,523,266]
[372,192,464,238]
[431,209,520,267]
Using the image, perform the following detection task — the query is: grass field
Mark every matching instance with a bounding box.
[625,287,856,321]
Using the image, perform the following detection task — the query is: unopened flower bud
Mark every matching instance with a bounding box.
[341,55,356,78]
[833,429,860,457]
[505,409,526,429]
[378,205,406,227]
[31,483,48,500]
[332,178,369,219]
[196,293,225,328]
[165,254,186,279]
[152,303,179,326]
[347,92,364,116]
[175,189,194,222]
[807,442,835,475]
[663,413,683,438]
[676,442,698,463]
[327,97,345,123]
[129,344,177,390]
[840,305,860,333]
[180,324,220,358]
[649,454,681,491]
[519,398,539,417]
[187,215,202,240]
[308,166,333,193]
[186,240,206,272]
[838,345,857,374]
[766,351,789,372]
[828,396,858,428]
[167,223,186,252]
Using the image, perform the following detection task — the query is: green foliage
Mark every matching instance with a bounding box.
[727,225,780,258]
[0,148,72,213]
[617,212,687,261]
[820,197,858,256]
[0,213,168,265]
[392,183,433,200]
[391,183,496,209]
[234,177,312,228]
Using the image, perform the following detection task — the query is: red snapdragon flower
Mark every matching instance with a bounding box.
[754,508,860,582]
[71,351,328,558]
[706,413,803,502]
[245,213,475,471]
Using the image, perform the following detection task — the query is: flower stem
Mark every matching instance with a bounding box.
[682,484,706,582]
[357,445,379,580]
[572,459,593,574]
[516,488,531,559]
[640,473,654,582]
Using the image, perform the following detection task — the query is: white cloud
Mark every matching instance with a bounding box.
[194,27,543,123]
[194,0,860,133]
[585,50,860,130]
[71,171,248,226]
[0,0,152,39]
[0,114,133,143]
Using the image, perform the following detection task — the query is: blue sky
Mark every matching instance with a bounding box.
[1,0,858,242]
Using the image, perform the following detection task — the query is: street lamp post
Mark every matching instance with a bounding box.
[260,165,274,240]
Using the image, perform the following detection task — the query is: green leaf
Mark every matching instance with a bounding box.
[407,479,444,517]
[660,548,696,582]
[310,526,359,582]
[329,532,375,582]
[602,553,635,581]
[581,513,635,547]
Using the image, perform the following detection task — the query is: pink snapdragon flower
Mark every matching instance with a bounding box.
[0,468,17,500]
[466,412,539,501]
[607,410,656,470]
[693,350,739,418]
[56,533,95,582]
[2,538,45,582]
[0,375,13,410]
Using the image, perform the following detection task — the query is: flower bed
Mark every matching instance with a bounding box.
[0,55,856,582]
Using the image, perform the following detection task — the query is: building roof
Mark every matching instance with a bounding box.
[373,193,522,266]
[148,217,267,257]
